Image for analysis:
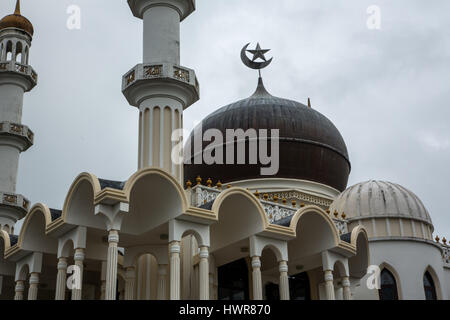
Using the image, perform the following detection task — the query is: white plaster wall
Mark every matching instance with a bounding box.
[143,6,180,64]
[230,178,340,200]
[444,268,450,299]
[0,84,24,123]
[0,144,20,193]
[354,240,447,300]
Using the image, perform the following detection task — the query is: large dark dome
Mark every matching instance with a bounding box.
[184,78,351,191]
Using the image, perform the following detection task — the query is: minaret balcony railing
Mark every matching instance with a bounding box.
[0,121,34,151]
[0,60,38,87]
[0,191,29,216]
[122,62,199,107]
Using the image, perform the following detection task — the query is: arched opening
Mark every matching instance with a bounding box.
[349,228,369,278]
[264,282,279,300]
[123,169,186,235]
[289,209,338,260]
[289,272,310,300]
[134,253,158,300]
[210,190,266,253]
[423,271,437,300]
[20,208,56,253]
[15,42,23,63]
[218,258,249,300]
[63,174,104,229]
[6,41,12,61]
[0,236,15,300]
[18,264,30,299]
[379,268,398,300]
[260,246,280,300]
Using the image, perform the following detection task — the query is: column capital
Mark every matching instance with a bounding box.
[29,272,39,284]
[170,241,181,254]
[74,248,85,261]
[251,256,261,269]
[279,261,288,273]
[342,277,351,287]
[57,257,68,270]
[108,230,119,243]
[15,280,24,291]
[199,246,209,259]
[324,270,334,282]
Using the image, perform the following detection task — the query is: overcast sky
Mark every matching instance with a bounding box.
[3,0,449,238]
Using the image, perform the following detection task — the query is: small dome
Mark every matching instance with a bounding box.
[330,180,433,225]
[0,1,34,37]
[184,78,351,191]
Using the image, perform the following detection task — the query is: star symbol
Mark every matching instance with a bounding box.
[247,43,271,62]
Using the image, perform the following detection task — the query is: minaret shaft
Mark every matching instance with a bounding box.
[143,6,180,65]
[124,0,199,183]
[0,83,24,123]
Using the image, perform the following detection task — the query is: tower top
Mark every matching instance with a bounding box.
[0,0,34,37]
[15,0,21,15]
[128,0,196,21]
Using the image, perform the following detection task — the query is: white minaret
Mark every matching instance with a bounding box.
[123,0,199,182]
[0,0,37,234]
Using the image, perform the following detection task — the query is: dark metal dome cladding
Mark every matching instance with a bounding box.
[184,78,351,191]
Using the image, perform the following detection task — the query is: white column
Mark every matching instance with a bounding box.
[157,264,168,300]
[169,241,181,300]
[251,256,262,300]
[324,270,335,300]
[124,267,136,300]
[342,276,351,300]
[279,261,290,300]
[71,248,85,300]
[14,280,24,300]
[199,246,209,300]
[28,272,39,300]
[55,257,68,300]
[105,230,119,300]
[11,42,16,62]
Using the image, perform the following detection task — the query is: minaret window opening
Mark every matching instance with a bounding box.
[6,40,13,61]
[378,268,399,300]
[423,271,437,300]
[15,41,22,63]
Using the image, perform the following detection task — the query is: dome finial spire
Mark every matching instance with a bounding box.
[14,0,21,15]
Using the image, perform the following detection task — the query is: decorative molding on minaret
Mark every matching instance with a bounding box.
[122,0,199,182]
[0,1,37,233]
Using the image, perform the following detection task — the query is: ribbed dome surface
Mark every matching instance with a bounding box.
[184,78,351,191]
[330,180,433,225]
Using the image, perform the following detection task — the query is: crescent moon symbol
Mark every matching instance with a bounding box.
[240,43,273,70]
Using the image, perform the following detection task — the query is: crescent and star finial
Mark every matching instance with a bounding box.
[240,43,273,75]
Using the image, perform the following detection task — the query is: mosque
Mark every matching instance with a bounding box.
[0,0,449,301]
